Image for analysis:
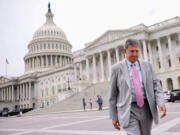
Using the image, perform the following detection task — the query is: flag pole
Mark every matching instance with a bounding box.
[5,59,8,77]
[5,61,7,77]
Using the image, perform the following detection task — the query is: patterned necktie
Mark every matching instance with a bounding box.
[132,63,144,107]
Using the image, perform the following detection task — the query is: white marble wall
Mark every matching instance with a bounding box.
[73,32,180,91]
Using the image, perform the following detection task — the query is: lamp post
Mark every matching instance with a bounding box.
[67,77,70,90]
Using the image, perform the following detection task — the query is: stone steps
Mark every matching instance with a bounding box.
[26,82,109,115]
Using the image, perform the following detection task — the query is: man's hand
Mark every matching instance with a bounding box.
[112,118,120,130]
[158,104,166,119]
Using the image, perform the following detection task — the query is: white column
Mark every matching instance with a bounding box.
[178,33,180,44]
[100,52,104,82]
[1,88,3,101]
[0,89,1,101]
[74,64,77,81]
[2,88,4,101]
[29,82,31,100]
[33,57,36,69]
[157,38,165,71]
[62,56,64,66]
[147,41,153,65]
[12,85,14,101]
[2,89,3,101]
[3,88,5,101]
[33,58,35,69]
[65,57,67,65]
[37,57,39,68]
[86,58,90,81]
[51,55,53,66]
[107,50,112,80]
[20,84,22,101]
[22,84,25,101]
[9,87,11,101]
[5,88,7,101]
[64,57,66,65]
[55,56,58,66]
[60,56,62,67]
[39,56,41,68]
[24,83,26,100]
[115,47,120,63]
[35,57,37,68]
[46,55,48,67]
[4,88,6,101]
[7,87,9,101]
[41,56,43,68]
[79,62,82,80]
[92,54,97,83]
[167,35,175,69]
[36,57,39,68]
[5,87,7,101]
[26,83,28,100]
[67,57,69,64]
[142,40,148,61]
[17,85,19,100]
[21,84,23,100]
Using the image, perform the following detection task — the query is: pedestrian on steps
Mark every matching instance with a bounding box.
[82,98,86,111]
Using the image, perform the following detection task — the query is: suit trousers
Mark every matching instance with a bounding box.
[123,100,153,135]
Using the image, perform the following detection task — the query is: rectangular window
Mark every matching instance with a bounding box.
[168,59,171,67]
[158,61,161,69]
[166,43,168,48]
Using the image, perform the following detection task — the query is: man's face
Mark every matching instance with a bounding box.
[123,44,139,63]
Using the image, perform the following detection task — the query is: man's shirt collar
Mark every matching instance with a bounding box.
[125,58,139,69]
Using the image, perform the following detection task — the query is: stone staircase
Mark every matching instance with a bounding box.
[26,82,110,115]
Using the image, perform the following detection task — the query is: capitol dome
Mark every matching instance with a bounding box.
[24,3,73,74]
[33,8,67,41]
[33,25,67,40]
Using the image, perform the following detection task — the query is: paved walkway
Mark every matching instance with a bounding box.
[0,102,180,135]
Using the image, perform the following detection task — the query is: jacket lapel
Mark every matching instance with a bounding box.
[122,59,131,89]
[139,60,147,90]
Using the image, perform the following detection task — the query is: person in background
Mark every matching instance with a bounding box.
[97,95,103,110]
[89,98,93,110]
[82,98,86,111]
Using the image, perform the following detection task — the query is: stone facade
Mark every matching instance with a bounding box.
[1,4,180,110]
[0,4,75,110]
[73,17,180,91]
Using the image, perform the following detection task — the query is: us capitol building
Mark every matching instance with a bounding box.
[0,4,180,110]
